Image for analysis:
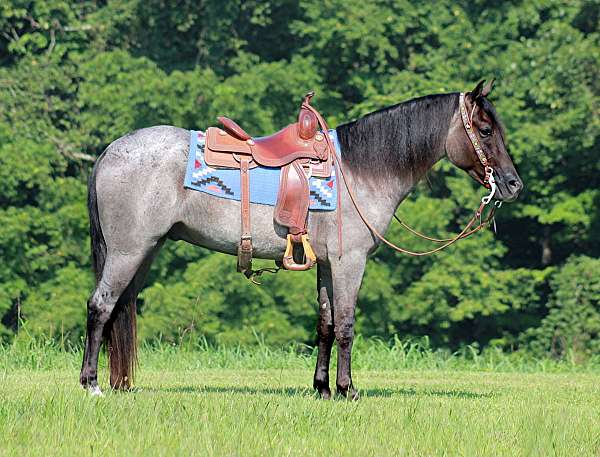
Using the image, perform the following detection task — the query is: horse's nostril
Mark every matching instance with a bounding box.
[508,178,522,192]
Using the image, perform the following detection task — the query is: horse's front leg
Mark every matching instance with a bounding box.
[332,252,367,400]
[313,264,335,399]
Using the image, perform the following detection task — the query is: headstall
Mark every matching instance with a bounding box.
[459,92,497,204]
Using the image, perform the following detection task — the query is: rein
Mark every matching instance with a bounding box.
[327,92,499,257]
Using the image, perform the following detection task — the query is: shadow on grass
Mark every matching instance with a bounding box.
[142,385,494,399]
[362,387,495,399]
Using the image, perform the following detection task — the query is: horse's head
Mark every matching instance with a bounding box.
[446,80,523,202]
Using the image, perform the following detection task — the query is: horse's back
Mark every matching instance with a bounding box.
[99,125,190,170]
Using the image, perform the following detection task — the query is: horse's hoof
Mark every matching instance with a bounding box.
[319,388,332,400]
[336,386,360,401]
[87,385,104,397]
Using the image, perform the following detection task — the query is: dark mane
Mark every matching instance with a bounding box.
[336,93,459,178]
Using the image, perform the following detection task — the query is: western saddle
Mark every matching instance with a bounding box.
[204,92,336,278]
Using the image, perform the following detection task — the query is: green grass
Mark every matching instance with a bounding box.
[1,339,600,456]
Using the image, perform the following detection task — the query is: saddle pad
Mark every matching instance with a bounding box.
[184,130,338,210]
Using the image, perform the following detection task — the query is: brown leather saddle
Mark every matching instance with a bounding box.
[204,92,334,278]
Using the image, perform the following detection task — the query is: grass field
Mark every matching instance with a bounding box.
[1,339,600,456]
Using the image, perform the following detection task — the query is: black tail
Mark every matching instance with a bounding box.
[88,158,137,389]
[88,161,106,283]
[107,290,137,389]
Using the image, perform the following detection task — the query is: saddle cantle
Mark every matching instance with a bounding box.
[204,92,335,277]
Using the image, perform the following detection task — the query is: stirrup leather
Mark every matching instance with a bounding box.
[282,234,316,271]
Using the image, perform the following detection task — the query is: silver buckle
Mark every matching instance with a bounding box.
[303,164,313,179]
[481,169,497,205]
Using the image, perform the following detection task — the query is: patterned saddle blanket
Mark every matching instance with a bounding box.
[184,130,338,210]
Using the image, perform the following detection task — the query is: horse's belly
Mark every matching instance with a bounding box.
[168,226,287,260]
[171,192,289,260]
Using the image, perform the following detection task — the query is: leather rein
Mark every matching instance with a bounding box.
[304,92,500,257]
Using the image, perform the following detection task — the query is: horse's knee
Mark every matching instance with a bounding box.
[334,321,354,348]
[317,306,333,338]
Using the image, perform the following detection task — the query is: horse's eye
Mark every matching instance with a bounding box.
[479,127,492,137]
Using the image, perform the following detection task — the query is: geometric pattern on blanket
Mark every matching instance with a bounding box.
[184,130,338,210]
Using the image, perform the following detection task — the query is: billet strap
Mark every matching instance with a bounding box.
[237,156,253,276]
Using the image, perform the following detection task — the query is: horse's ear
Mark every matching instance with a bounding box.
[481,78,495,97]
[469,80,485,100]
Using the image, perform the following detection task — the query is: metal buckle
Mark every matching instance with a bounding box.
[303,164,312,179]
[481,169,497,205]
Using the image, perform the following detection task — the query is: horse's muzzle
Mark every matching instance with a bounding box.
[496,172,523,202]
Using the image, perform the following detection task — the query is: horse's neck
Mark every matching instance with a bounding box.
[340,134,449,236]
[342,151,446,235]
[336,94,457,234]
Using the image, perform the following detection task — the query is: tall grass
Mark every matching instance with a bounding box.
[2,333,600,373]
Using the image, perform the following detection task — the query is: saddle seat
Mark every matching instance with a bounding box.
[204,92,335,278]
[217,117,329,168]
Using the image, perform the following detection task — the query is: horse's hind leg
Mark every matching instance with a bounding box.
[313,264,335,399]
[79,246,158,393]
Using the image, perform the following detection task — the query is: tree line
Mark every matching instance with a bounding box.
[0,0,598,358]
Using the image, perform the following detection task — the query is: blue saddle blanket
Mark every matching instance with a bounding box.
[184,130,338,210]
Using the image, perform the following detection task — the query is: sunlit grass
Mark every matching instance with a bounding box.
[2,334,600,373]
[1,338,600,456]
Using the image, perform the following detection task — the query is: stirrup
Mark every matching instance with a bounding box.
[282,234,316,271]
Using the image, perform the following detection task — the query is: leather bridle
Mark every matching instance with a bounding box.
[459,92,497,202]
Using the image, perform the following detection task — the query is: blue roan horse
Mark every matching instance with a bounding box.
[80,80,522,398]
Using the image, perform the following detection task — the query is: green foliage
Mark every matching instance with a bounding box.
[0,0,598,352]
[21,263,92,341]
[139,256,315,346]
[522,256,600,360]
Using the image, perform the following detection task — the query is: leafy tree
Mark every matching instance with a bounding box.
[522,256,600,361]
[0,0,597,352]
